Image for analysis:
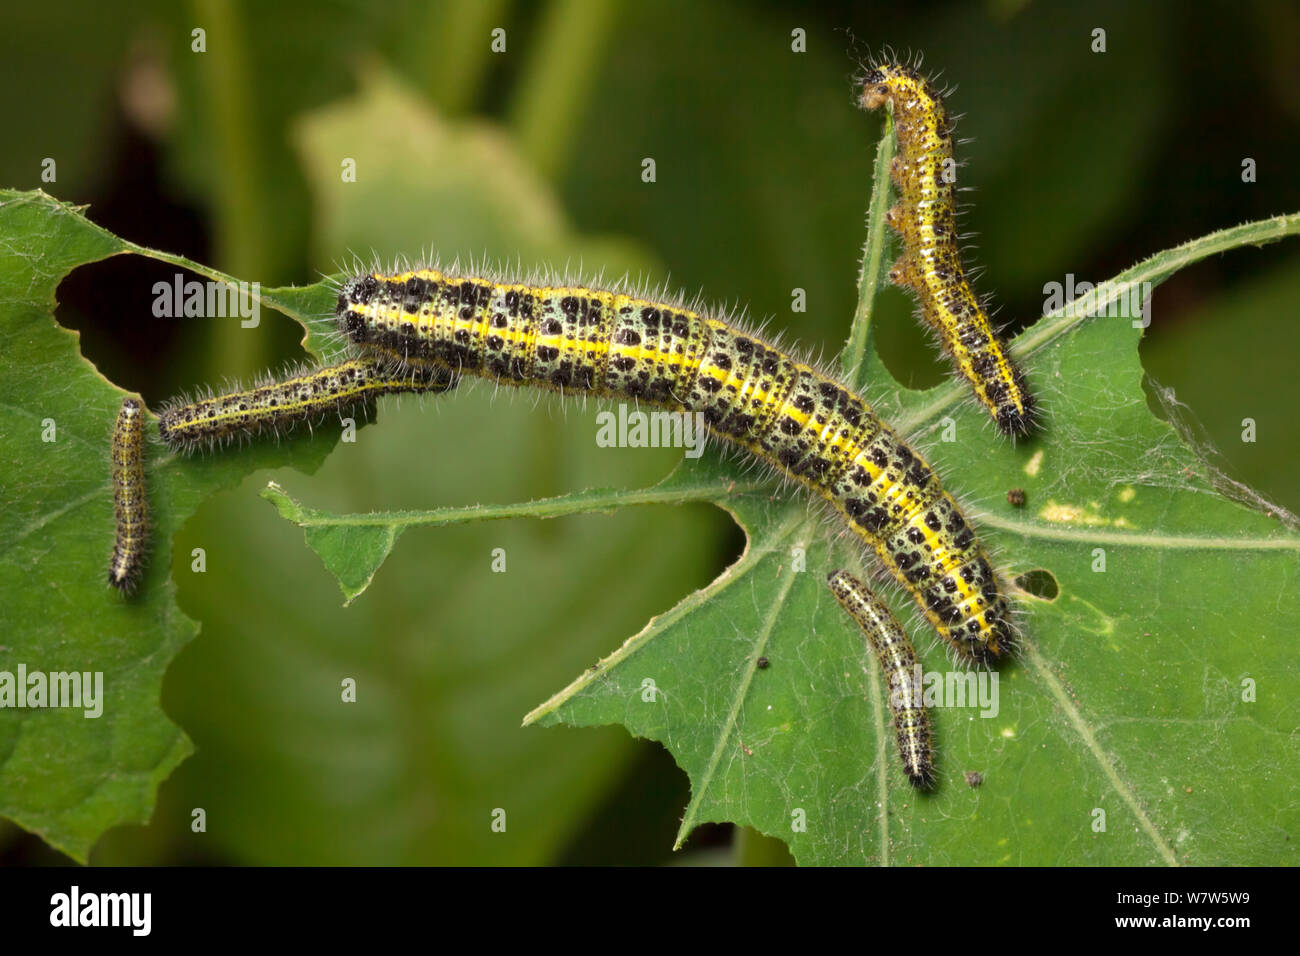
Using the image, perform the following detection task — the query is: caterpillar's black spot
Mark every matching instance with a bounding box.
[343,311,367,343]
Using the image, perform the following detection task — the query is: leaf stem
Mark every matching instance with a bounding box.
[421,0,510,116]
[842,113,895,390]
[262,473,771,530]
[507,0,620,182]
[189,0,273,380]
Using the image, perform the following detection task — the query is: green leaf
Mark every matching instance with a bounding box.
[526,224,1300,864]
[265,172,1300,863]
[4,68,714,865]
[0,189,340,861]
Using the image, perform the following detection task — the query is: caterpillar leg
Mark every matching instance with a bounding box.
[158,357,459,454]
[828,569,935,789]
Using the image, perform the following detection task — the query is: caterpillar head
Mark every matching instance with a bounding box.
[859,63,920,111]
[336,274,380,343]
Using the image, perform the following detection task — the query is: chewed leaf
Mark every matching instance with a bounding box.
[0,189,354,860]
[270,211,1300,864]
[522,289,1300,864]
[0,192,189,863]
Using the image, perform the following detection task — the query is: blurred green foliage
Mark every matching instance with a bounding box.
[2,0,1297,864]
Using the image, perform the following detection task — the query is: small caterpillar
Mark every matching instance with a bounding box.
[828,569,933,788]
[158,356,458,454]
[108,396,148,593]
[859,63,1036,438]
[335,265,1015,665]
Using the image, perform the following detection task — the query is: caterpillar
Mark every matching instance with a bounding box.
[108,396,149,593]
[334,265,1015,665]
[859,63,1036,438]
[158,356,458,454]
[827,569,933,788]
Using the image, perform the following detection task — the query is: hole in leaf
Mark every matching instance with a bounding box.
[1014,568,1059,601]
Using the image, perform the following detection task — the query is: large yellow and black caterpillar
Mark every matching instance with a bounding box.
[325,265,1016,668]
[860,63,1036,437]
